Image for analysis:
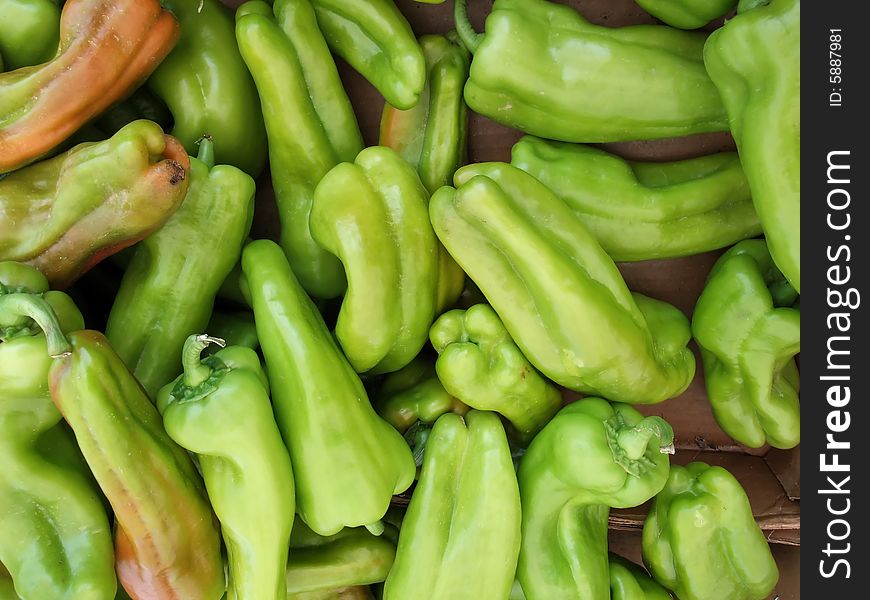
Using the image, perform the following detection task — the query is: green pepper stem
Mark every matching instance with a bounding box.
[616,416,674,461]
[0,293,71,357]
[181,334,226,388]
[365,520,385,537]
[196,135,215,170]
[453,0,483,53]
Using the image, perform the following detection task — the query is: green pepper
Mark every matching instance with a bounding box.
[373,355,468,434]
[635,0,736,29]
[609,555,673,600]
[105,137,255,399]
[511,137,761,262]
[49,330,224,600]
[692,240,800,449]
[0,0,60,70]
[206,310,259,351]
[642,462,779,600]
[241,239,415,536]
[430,162,695,404]
[286,519,397,595]
[380,32,470,195]
[0,120,191,288]
[158,335,296,600]
[236,0,363,299]
[430,304,561,439]
[384,411,521,600]
[704,0,800,291]
[517,398,674,600]
[148,0,267,176]
[0,0,180,173]
[310,0,425,109]
[311,147,439,374]
[452,0,727,143]
[0,265,116,600]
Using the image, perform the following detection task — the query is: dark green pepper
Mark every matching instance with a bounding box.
[205,311,259,351]
[0,0,60,70]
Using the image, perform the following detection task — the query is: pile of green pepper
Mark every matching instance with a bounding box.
[0,0,798,599]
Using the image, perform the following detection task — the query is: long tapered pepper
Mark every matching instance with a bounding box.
[0,265,116,600]
[430,162,695,404]
[148,0,268,176]
[511,137,761,261]
[518,398,674,600]
[704,0,800,291]
[0,0,61,70]
[384,411,521,600]
[452,0,727,143]
[49,330,224,600]
[241,239,415,536]
[0,0,179,173]
[105,138,255,398]
[236,0,363,298]
[158,335,295,600]
[310,0,425,109]
[0,120,190,289]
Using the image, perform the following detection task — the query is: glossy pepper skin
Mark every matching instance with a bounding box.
[430,162,695,404]
[310,0,425,109]
[511,137,761,262]
[0,266,116,600]
[430,304,560,439]
[373,355,468,433]
[286,519,397,595]
[704,0,800,291]
[158,335,295,600]
[642,462,779,600]
[241,239,415,536]
[0,0,179,173]
[0,120,190,289]
[49,330,224,600]
[236,0,363,299]
[148,0,267,176]
[384,411,521,600]
[517,399,674,600]
[692,240,800,448]
[311,147,439,374]
[105,138,255,399]
[453,0,727,143]
[0,0,60,70]
[635,0,736,29]
[609,555,673,600]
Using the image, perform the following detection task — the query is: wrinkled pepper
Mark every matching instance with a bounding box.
[158,335,295,600]
[105,137,255,398]
[373,355,468,434]
[49,330,224,600]
[384,411,521,600]
[0,0,60,70]
[704,0,800,291]
[0,0,179,173]
[511,137,761,261]
[0,120,190,288]
[0,265,116,600]
[609,555,673,600]
[692,240,800,449]
[286,519,397,595]
[452,0,727,143]
[430,304,561,439]
[635,0,736,29]
[148,0,267,176]
[236,0,363,298]
[310,0,425,109]
[241,239,415,536]
[430,162,696,404]
[642,462,779,600]
[517,398,674,600]
[311,146,439,374]
[206,311,259,351]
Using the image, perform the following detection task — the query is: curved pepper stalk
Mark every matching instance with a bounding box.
[692,240,800,448]
[642,462,779,600]
[0,0,179,173]
[517,398,674,600]
[0,120,191,289]
[430,162,696,404]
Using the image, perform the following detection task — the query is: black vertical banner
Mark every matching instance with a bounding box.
[802,0,868,596]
